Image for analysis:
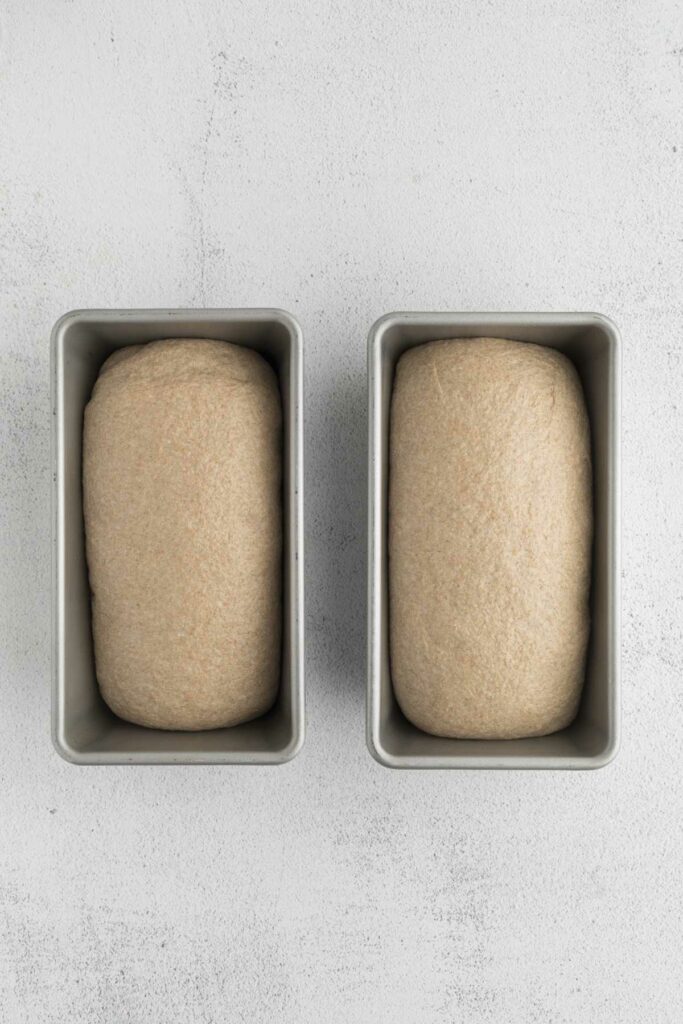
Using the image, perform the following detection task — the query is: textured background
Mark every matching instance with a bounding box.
[1,1,682,1021]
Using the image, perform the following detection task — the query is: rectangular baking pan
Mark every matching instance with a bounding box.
[52,308,304,764]
[368,312,620,769]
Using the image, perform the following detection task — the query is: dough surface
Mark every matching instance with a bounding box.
[389,337,592,740]
[83,338,282,731]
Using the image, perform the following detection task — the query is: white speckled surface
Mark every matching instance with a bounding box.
[1,1,682,1020]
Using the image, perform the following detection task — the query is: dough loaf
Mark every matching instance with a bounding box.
[389,337,592,739]
[83,338,282,730]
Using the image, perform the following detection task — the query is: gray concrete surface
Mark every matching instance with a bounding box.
[1,1,682,1021]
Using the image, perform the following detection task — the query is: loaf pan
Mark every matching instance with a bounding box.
[368,312,620,769]
[52,309,304,765]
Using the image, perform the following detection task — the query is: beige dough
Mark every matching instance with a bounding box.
[83,338,282,731]
[389,338,592,740]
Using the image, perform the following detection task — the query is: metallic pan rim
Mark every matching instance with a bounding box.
[367,312,620,770]
[52,308,304,765]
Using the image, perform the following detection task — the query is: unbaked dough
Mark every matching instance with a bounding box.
[389,337,592,739]
[83,338,282,730]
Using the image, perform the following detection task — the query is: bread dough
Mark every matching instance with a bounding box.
[389,337,592,739]
[83,338,282,731]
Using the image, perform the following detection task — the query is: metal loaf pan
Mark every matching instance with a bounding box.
[368,312,620,769]
[52,308,304,765]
